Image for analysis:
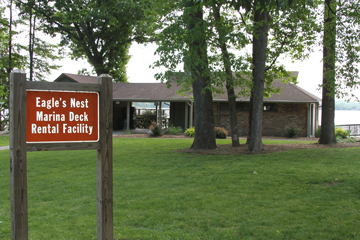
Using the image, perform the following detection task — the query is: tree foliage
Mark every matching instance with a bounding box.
[29,0,161,82]
[333,0,360,100]
[16,0,64,81]
[0,4,27,129]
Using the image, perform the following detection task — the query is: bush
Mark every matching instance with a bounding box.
[335,128,350,139]
[164,126,183,135]
[315,126,321,138]
[214,127,228,139]
[149,121,161,136]
[285,123,300,138]
[185,127,229,138]
[184,127,195,137]
[336,136,343,143]
[346,137,357,143]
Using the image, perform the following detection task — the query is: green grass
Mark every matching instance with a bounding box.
[0,135,9,147]
[1,138,360,239]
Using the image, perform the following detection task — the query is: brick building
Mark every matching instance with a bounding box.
[55,72,320,137]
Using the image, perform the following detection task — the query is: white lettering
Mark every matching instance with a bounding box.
[36,97,41,107]
[36,111,43,121]
[69,112,89,121]
[36,111,65,122]
[32,124,37,133]
[70,98,89,108]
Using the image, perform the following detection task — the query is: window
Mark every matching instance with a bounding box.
[263,103,278,112]
[236,102,249,111]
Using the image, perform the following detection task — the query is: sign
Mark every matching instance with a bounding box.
[26,90,99,143]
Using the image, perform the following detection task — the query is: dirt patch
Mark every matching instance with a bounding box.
[176,142,360,155]
[114,133,360,155]
[114,134,190,139]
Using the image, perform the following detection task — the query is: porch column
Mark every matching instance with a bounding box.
[155,102,158,124]
[127,102,130,131]
[312,103,316,136]
[185,102,189,130]
[189,101,193,127]
[307,103,311,137]
[159,101,162,130]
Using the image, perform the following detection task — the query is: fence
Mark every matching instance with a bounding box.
[337,124,360,136]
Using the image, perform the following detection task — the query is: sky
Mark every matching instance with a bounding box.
[48,42,325,99]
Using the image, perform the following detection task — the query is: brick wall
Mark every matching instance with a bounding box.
[214,102,309,137]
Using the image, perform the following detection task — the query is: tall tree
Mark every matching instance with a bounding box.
[210,1,249,147]
[16,0,63,81]
[30,0,160,82]
[154,0,217,149]
[319,0,360,143]
[319,0,337,144]
[230,0,319,151]
[185,0,217,150]
[0,4,26,129]
[248,0,269,152]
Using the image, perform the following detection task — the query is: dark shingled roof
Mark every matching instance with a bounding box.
[54,73,99,84]
[54,73,320,103]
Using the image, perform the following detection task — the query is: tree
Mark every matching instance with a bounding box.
[229,0,319,152]
[29,0,161,82]
[16,0,63,82]
[185,0,217,150]
[209,1,250,147]
[319,0,337,144]
[247,0,269,152]
[0,3,27,129]
[154,0,217,150]
[318,0,360,144]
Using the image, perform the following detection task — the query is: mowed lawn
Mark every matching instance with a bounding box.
[1,137,360,239]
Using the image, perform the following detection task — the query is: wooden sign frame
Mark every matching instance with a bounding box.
[9,70,113,240]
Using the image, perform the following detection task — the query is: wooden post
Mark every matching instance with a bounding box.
[97,74,113,240]
[9,70,28,240]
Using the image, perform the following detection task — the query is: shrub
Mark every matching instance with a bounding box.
[149,121,161,136]
[184,127,195,137]
[346,137,357,143]
[315,126,321,138]
[214,127,228,139]
[285,123,300,138]
[336,136,343,143]
[335,128,350,139]
[164,126,183,135]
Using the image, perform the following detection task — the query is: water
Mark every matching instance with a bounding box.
[319,110,360,125]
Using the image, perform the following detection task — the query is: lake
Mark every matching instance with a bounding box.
[319,110,360,126]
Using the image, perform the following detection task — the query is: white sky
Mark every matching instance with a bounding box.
[48,42,325,99]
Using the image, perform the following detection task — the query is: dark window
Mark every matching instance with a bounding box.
[236,102,249,111]
[263,103,278,112]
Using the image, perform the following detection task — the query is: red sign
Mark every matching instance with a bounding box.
[26,90,99,143]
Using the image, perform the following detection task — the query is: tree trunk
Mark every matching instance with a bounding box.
[248,3,269,152]
[29,9,35,81]
[319,0,337,144]
[212,4,240,147]
[186,0,216,150]
[8,0,13,75]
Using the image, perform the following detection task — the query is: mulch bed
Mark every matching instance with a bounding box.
[114,133,360,155]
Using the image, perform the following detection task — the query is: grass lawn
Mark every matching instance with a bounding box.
[0,135,9,147]
[1,138,360,239]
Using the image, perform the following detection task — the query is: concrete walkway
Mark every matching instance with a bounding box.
[0,129,151,151]
[0,146,9,150]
